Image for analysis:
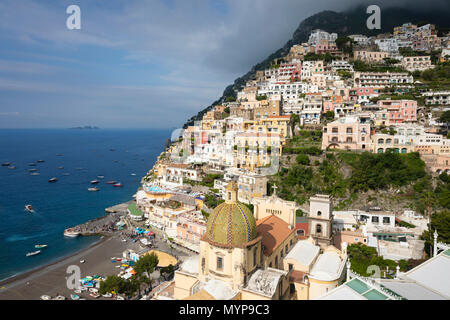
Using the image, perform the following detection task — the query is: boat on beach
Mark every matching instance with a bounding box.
[48,177,57,183]
[64,229,80,237]
[40,295,51,300]
[35,244,47,249]
[70,294,80,300]
[25,205,34,212]
[26,250,41,257]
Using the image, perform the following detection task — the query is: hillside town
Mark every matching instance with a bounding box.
[122,23,450,300]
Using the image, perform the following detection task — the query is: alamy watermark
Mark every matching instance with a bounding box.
[366,5,381,30]
[66,5,81,30]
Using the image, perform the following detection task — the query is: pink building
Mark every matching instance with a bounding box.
[315,40,338,54]
[377,99,417,124]
[321,116,371,151]
[176,211,207,246]
[349,87,381,104]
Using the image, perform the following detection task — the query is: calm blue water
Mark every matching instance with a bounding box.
[0,129,170,281]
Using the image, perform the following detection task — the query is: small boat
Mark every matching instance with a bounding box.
[106,181,116,184]
[48,177,57,183]
[113,183,123,187]
[37,160,45,163]
[90,180,99,184]
[35,244,47,249]
[54,295,66,300]
[131,173,136,176]
[97,175,105,179]
[70,294,80,300]
[40,295,51,300]
[57,166,64,170]
[90,293,100,299]
[30,172,40,176]
[28,168,37,172]
[63,173,70,176]
[64,229,80,237]
[8,166,16,169]
[26,250,41,257]
[102,293,112,298]
[116,296,124,300]
[80,260,85,264]
[25,205,35,212]
[1,162,11,166]
[88,187,99,192]
[28,163,36,166]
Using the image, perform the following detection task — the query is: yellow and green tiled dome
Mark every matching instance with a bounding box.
[205,201,257,247]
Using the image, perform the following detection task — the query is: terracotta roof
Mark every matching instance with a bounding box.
[289,270,306,284]
[167,163,190,169]
[256,215,295,256]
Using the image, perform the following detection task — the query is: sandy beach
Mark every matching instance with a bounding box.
[0,234,137,300]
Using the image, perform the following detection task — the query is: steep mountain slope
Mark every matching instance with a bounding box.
[182,5,450,128]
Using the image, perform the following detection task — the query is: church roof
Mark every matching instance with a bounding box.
[204,201,257,247]
[285,239,320,268]
[256,215,295,256]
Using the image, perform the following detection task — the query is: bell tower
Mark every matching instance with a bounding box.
[308,194,333,249]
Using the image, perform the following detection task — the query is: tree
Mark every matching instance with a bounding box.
[296,154,310,165]
[99,275,126,295]
[134,252,159,289]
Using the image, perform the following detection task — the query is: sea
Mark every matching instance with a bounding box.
[0,128,171,281]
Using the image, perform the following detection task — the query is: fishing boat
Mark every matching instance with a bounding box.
[26,250,41,257]
[113,183,123,187]
[40,295,51,300]
[88,187,99,192]
[48,177,57,183]
[1,162,11,166]
[64,229,80,237]
[25,205,34,212]
[70,294,80,300]
[35,244,47,249]
[90,180,99,184]
[106,181,116,184]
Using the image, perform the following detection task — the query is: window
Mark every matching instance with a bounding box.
[372,216,379,223]
[383,217,390,224]
[317,211,322,216]
[217,257,223,270]
[316,224,322,235]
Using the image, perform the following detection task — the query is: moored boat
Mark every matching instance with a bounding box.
[106,181,116,184]
[88,187,99,192]
[28,168,38,172]
[40,295,51,300]
[37,160,45,163]
[1,162,11,166]
[25,205,34,212]
[28,163,36,166]
[35,244,48,249]
[26,250,41,257]
[30,172,40,176]
[64,229,80,237]
[97,175,105,179]
[90,180,99,184]
[113,183,123,187]
[48,177,57,183]
[8,166,16,169]
[57,166,64,169]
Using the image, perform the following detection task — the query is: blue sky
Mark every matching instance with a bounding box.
[0,0,444,129]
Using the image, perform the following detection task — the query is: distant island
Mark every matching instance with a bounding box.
[69,126,100,130]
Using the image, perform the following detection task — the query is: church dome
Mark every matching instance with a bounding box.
[205,194,257,247]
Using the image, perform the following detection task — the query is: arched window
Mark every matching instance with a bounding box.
[316,224,322,235]
[378,139,384,144]
[346,137,353,143]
